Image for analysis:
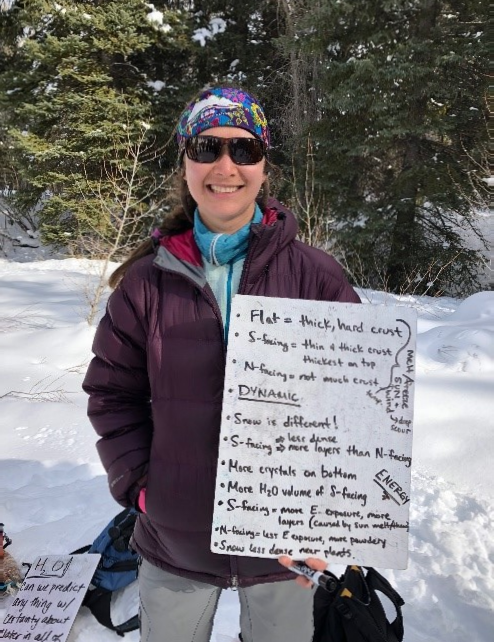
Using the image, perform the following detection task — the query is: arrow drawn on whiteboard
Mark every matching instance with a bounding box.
[376,318,413,394]
[369,318,415,418]
[373,480,401,505]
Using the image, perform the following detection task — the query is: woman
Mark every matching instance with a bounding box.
[83,86,360,642]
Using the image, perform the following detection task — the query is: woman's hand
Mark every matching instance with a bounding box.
[278,555,328,589]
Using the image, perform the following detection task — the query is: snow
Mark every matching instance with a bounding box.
[145,6,172,33]
[0,258,493,641]
[146,9,164,26]
[192,18,227,47]
[147,80,166,92]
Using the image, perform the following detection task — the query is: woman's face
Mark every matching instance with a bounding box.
[183,126,267,234]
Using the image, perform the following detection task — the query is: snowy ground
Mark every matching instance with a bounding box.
[0,258,493,641]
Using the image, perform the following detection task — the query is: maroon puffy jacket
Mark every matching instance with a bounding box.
[83,203,360,588]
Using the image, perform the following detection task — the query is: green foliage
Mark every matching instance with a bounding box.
[0,0,489,297]
[187,0,286,156]
[0,0,194,249]
[278,0,489,295]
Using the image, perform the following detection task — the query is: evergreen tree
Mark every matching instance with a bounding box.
[0,1,17,194]
[277,0,489,295]
[0,0,194,250]
[184,1,287,155]
[3,0,486,296]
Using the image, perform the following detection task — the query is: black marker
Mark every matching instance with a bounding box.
[288,562,336,592]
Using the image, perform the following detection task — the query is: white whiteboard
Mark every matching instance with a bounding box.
[212,296,416,569]
[1,554,100,642]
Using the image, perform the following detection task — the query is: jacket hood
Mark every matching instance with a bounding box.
[153,199,299,288]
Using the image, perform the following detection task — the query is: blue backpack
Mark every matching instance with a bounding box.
[72,508,139,636]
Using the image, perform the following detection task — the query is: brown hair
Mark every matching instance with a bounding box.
[108,167,274,289]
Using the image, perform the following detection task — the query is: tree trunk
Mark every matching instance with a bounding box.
[277,0,320,141]
[386,135,422,292]
[386,0,439,292]
[277,0,323,220]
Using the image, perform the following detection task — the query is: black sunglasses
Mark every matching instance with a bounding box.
[184,135,266,165]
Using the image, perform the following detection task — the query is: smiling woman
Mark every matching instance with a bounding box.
[183,125,267,233]
[83,86,361,642]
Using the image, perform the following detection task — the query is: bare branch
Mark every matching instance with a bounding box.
[66,114,173,324]
[0,374,73,404]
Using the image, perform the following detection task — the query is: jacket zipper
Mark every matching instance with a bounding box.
[204,234,261,588]
[238,234,259,295]
[155,263,226,355]
[238,212,282,294]
[229,555,239,591]
[155,253,257,588]
[224,262,234,344]
[200,285,227,357]
[157,270,238,584]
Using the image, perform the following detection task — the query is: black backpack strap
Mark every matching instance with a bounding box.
[83,586,139,637]
[114,509,137,536]
[108,509,138,553]
[365,568,405,642]
[333,567,405,642]
[336,597,390,642]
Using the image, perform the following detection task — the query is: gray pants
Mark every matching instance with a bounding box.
[138,558,314,642]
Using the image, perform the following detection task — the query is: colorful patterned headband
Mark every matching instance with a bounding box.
[176,87,270,149]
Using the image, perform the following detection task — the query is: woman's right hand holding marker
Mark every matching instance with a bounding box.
[279,556,329,589]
